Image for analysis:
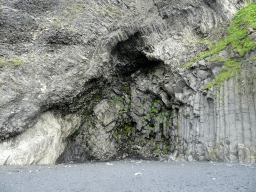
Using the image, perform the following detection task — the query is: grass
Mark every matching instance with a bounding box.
[0,56,26,70]
[184,61,195,69]
[203,2,256,90]
[210,56,225,62]
[70,29,77,34]
[204,59,241,90]
[199,1,256,59]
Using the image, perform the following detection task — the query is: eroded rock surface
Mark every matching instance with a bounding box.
[0,0,255,165]
[0,112,81,165]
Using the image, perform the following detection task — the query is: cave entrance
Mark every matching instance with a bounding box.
[56,32,169,164]
[111,32,161,77]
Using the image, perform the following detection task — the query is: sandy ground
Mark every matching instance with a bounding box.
[0,160,255,192]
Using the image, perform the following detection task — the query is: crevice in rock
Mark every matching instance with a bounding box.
[111,32,162,78]
[55,32,174,163]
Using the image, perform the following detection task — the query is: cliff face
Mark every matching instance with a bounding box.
[0,0,255,165]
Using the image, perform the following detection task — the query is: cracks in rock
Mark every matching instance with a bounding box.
[55,31,178,163]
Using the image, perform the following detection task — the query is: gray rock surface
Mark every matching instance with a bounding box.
[0,0,256,165]
[0,111,81,165]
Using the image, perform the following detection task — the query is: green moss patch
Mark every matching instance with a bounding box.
[204,59,241,90]
[115,122,133,140]
[0,56,26,70]
[200,2,256,60]
[190,2,256,90]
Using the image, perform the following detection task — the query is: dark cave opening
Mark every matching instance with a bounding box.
[55,33,172,164]
[111,32,162,77]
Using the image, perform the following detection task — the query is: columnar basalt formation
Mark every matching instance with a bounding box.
[0,0,255,165]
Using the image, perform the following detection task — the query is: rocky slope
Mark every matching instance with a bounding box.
[0,0,255,165]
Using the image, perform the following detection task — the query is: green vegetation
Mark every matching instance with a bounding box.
[147,125,154,130]
[53,20,61,28]
[114,131,119,139]
[155,150,160,154]
[201,2,256,90]
[60,1,87,22]
[141,116,147,122]
[118,105,126,114]
[109,96,124,105]
[163,145,170,154]
[121,123,132,139]
[122,84,130,93]
[115,122,133,140]
[92,90,103,102]
[65,3,86,15]
[169,116,172,123]
[70,29,77,34]
[150,100,161,117]
[199,1,256,59]
[99,6,119,15]
[204,59,241,90]
[251,55,256,61]
[0,56,26,70]
[210,150,217,160]
[159,117,163,124]
[210,56,225,62]
[184,56,198,69]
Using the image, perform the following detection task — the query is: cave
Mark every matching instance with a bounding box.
[111,32,162,78]
[1,1,256,191]
[1,0,256,170]
[54,33,174,163]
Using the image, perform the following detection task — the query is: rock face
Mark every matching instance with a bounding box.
[0,112,81,165]
[0,0,256,165]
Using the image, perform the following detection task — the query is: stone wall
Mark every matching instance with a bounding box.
[0,0,255,165]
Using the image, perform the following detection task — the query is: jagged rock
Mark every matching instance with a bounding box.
[219,50,229,60]
[0,0,256,165]
[0,112,81,165]
[249,32,256,41]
